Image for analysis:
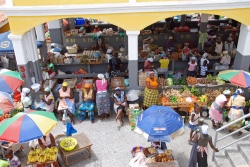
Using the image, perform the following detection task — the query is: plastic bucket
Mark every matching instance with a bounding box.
[75,18,85,25]
[168,71,174,78]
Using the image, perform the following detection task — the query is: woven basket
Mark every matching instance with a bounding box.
[66,46,77,54]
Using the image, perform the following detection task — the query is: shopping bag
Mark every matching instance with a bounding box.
[66,122,77,136]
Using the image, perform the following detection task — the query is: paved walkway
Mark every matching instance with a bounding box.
[18,113,249,167]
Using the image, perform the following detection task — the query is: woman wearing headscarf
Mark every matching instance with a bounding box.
[58,82,75,124]
[21,88,32,112]
[114,87,127,126]
[188,124,219,167]
[95,74,110,120]
[166,36,175,53]
[144,57,154,72]
[41,87,55,112]
[78,83,95,123]
[42,59,55,80]
[209,94,228,129]
[215,37,223,56]
[224,37,235,53]
[227,88,246,136]
[223,89,232,121]
[143,71,158,109]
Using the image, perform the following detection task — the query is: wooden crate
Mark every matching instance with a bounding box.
[162,102,178,108]
[178,102,192,108]
[197,102,208,107]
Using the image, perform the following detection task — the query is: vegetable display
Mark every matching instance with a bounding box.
[198,95,208,102]
[166,78,173,86]
[172,78,180,85]
[170,96,178,103]
[204,89,221,101]
[190,86,200,96]
[186,77,198,85]
[158,77,167,88]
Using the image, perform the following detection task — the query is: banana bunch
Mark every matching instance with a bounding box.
[198,95,208,102]
[28,151,38,163]
[38,155,47,163]
[47,153,57,161]
[35,148,42,154]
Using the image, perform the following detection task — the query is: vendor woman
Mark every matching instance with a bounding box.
[21,87,33,112]
[144,57,154,72]
[42,59,55,80]
[38,133,55,149]
[114,87,127,126]
[143,71,158,109]
[41,87,55,112]
[78,83,95,123]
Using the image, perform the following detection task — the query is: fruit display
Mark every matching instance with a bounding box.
[170,89,181,98]
[60,137,78,151]
[155,153,174,162]
[190,86,200,97]
[148,44,158,51]
[198,95,208,102]
[28,147,58,164]
[204,89,221,101]
[198,78,211,85]
[186,77,198,85]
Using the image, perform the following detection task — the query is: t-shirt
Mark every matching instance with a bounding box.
[159,59,170,69]
[146,77,158,88]
[9,155,21,167]
[108,58,122,71]
[220,56,231,65]
[200,65,208,76]
[188,62,197,71]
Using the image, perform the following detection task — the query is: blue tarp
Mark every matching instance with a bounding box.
[0,31,42,54]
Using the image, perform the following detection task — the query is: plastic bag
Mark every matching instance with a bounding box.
[66,122,77,136]
[124,79,129,87]
[127,90,141,101]
[105,72,109,79]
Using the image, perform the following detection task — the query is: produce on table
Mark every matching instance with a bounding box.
[166,78,173,86]
[158,94,163,105]
[204,89,221,101]
[158,77,167,88]
[148,44,158,51]
[207,74,216,82]
[177,97,185,102]
[246,101,250,106]
[178,77,187,85]
[181,90,192,97]
[198,78,211,85]
[186,77,198,85]
[190,86,200,96]
[215,77,226,85]
[162,97,170,103]
[162,90,171,99]
[198,95,208,102]
[170,89,181,98]
[170,96,178,103]
[28,147,58,163]
[172,78,180,85]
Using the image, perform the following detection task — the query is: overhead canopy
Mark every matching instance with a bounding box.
[0,31,42,54]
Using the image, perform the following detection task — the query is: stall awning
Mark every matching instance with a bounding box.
[0,31,42,54]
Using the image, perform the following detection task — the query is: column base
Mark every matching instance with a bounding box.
[233,51,250,71]
[18,64,33,88]
[128,60,138,89]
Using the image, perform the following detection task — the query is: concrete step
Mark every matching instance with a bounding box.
[214,153,233,167]
[237,143,250,166]
[225,147,248,167]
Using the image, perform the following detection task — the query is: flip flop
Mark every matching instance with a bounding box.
[238,131,242,136]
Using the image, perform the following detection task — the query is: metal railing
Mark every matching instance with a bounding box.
[212,113,250,161]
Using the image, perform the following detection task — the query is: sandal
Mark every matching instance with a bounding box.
[238,131,243,136]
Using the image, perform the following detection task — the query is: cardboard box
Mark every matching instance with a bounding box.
[126,104,139,115]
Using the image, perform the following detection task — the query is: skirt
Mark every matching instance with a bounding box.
[228,109,244,130]
[188,123,198,131]
[197,151,208,167]
[143,88,159,107]
[209,103,223,123]
[96,91,110,116]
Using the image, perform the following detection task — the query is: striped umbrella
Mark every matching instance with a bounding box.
[0,69,24,93]
[218,70,250,88]
[0,110,57,143]
[0,91,14,115]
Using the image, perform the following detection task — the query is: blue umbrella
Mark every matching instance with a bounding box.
[137,106,184,142]
[0,31,42,54]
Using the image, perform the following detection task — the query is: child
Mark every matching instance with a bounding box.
[187,57,198,77]
[5,150,21,167]
[200,60,208,77]
[151,142,167,151]
[188,103,201,144]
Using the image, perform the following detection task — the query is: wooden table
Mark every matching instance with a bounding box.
[58,132,93,166]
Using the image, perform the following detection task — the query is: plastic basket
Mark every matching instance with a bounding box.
[66,46,77,54]
[131,146,144,157]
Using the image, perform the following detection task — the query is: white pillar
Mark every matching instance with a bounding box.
[26,29,43,83]
[48,20,61,29]
[35,25,46,41]
[127,31,140,89]
[35,24,47,66]
[234,24,250,71]
[8,34,33,87]
[5,0,13,6]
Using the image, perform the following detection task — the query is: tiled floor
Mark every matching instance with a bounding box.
[17,113,249,167]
